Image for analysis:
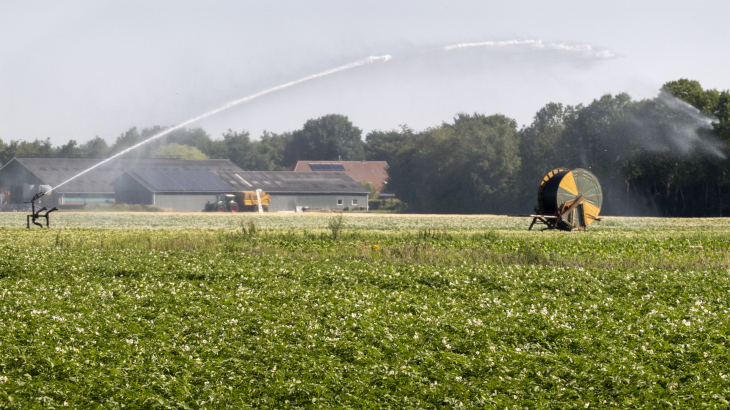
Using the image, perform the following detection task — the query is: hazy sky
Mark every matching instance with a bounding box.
[1,1,729,146]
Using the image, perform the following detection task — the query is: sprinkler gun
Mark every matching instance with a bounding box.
[25,191,57,229]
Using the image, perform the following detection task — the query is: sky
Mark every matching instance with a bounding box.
[1,1,729,146]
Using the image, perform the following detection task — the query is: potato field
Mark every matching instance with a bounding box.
[1,213,729,408]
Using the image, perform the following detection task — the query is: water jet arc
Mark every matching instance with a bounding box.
[50,55,392,193]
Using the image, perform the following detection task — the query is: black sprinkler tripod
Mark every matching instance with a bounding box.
[26,192,58,229]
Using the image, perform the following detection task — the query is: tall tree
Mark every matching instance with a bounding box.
[56,140,83,158]
[160,127,223,157]
[284,114,364,165]
[364,125,416,164]
[107,127,143,158]
[662,79,730,216]
[558,94,636,215]
[79,136,109,158]
[518,103,575,208]
[222,129,252,169]
[388,113,521,213]
[222,129,282,170]
[253,131,292,170]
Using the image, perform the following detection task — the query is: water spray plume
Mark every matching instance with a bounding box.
[51,55,392,192]
[444,39,615,60]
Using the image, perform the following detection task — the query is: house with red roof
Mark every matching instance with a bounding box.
[286,160,389,193]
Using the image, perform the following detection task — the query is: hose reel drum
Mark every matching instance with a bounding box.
[513,168,603,231]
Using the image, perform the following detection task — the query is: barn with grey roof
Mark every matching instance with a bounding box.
[113,169,369,211]
[0,157,244,208]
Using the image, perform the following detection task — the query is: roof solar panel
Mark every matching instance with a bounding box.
[321,163,335,171]
[134,170,232,192]
[332,163,345,171]
[309,163,323,171]
[234,171,369,194]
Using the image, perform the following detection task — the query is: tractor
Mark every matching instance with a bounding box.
[205,194,239,212]
[204,190,271,212]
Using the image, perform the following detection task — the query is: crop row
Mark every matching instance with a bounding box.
[3,228,730,270]
[3,212,730,231]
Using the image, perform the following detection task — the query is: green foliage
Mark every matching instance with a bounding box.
[0,224,729,408]
[107,127,144,157]
[240,218,258,236]
[0,138,54,165]
[357,181,378,198]
[220,129,293,170]
[255,131,293,170]
[327,213,344,240]
[79,136,109,158]
[106,126,226,160]
[663,79,720,116]
[161,127,217,155]
[364,125,416,164]
[388,113,521,214]
[518,102,575,203]
[285,114,364,163]
[56,140,84,158]
[222,129,253,168]
[4,216,730,267]
[153,143,209,159]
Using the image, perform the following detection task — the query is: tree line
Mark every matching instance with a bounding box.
[1,78,728,216]
[0,114,364,172]
[385,79,730,216]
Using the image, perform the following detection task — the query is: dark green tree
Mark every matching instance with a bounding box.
[661,79,730,215]
[107,127,143,157]
[56,140,84,158]
[222,130,253,169]
[364,125,416,164]
[79,136,109,158]
[284,114,364,165]
[159,127,222,157]
[388,113,521,213]
[518,103,576,208]
[252,131,292,170]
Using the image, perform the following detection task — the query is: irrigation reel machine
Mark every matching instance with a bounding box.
[511,168,603,231]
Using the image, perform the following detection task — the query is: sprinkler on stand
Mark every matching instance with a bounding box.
[25,191,58,229]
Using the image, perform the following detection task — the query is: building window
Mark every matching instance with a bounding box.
[352,199,358,205]
[337,199,343,205]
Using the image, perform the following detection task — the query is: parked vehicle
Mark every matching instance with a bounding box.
[204,190,270,212]
[234,190,270,212]
[205,194,238,212]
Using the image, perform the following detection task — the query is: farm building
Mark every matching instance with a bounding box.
[0,157,245,207]
[286,160,389,192]
[233,171,369,211]
[112,169,236,211]
[113,170,369,212]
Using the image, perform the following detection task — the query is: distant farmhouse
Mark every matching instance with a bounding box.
[287,160,388,193]
[0,157,369,212]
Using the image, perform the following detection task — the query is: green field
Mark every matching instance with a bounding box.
[3,211,730,231]
[1,214,729,408]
